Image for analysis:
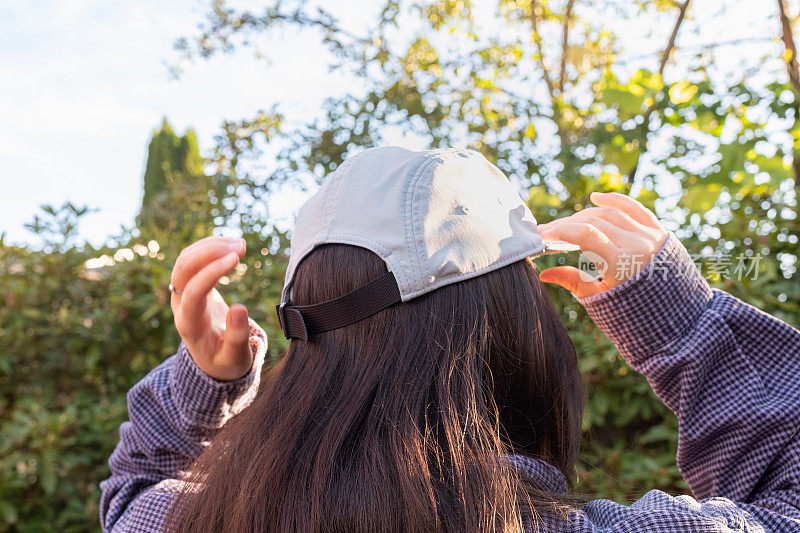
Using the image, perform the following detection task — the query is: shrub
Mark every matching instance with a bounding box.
[2,196,797,529]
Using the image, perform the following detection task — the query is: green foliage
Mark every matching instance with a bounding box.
[1,203,289,531]
[4,0,800,530]
[170,0,799,502]
[141,119,204,211]
[137,119,213,256]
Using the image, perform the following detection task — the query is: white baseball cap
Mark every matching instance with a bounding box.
[277,146,578,340]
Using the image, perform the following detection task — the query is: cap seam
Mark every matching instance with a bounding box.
[403,153,446,296]
[321,232,394,258]
[321,157,353,238]
[283,156,355,303]
[400,242,546,301]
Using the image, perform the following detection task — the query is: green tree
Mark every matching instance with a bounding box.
[0,208,291,531]
[137,119,213,254]
[172,0,800,499]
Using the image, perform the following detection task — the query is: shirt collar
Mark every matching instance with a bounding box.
[504,454,569,493]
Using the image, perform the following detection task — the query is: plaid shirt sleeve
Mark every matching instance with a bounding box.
[548,232,800,531]
[99,322,267,532]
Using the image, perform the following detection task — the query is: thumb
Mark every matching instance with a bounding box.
[218,304,253,380]
[539,266,604,298]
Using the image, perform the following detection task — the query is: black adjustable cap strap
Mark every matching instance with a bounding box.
[276,270,402,341]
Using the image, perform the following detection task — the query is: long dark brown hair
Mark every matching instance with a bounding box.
[168,244,584,532]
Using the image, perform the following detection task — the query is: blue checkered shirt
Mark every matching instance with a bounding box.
[100,234,800,531]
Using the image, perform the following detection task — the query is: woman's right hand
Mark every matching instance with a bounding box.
[537,192,669,298]
[169,236,254,381]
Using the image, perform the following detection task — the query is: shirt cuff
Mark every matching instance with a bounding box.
[168,320,268,429]
[576,233,713,360]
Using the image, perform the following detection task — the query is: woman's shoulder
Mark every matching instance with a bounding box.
[107,479,198,532]
[506,453,797,532]
[504,453,569,493]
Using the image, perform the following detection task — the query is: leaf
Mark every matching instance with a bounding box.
[599,171,625,191]
[601,137,639,172]
[640,424,675,445]
[524,123,536,139]
[614,398,641,426]
[669,81,698,105]
[40,455,57,496]
[753,155,794,185]
[601,87,645,116]
[0,500,18,524]
[716,142,745,178]
[630,69,664,91]
[683,183,722,212]
[690,110,721,134]
[140,302,163,322]
[527,185,561,210]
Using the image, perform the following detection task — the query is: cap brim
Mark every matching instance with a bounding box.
[532,240,581,257]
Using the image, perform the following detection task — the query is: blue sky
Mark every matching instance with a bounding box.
[0,0,381,246]
[0,0,781,247]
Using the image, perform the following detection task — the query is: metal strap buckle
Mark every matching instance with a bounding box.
[275,301,290,339]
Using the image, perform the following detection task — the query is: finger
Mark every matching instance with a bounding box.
[182,235,241,255]
[589,192,661,230]
[217,304,253,380]
[540,208,648,246]
[179,235,245,258]
[180,252,240,316]
[539,266,605,298]
[172,238,246,290]
[566,215,651,249]
[569,206,647,233]
[538,220,620,260]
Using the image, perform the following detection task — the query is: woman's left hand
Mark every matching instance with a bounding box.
[537,192,669,298]
[169,236,254,381]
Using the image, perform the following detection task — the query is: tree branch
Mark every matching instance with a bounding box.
[529,0,569,148]
[625,0,691,186]
[776,0,800,196]
[594,37,774,70]
[658,0,690,75]
[778,0,800,90]
[558,0,576,92]
[530,0,558,104]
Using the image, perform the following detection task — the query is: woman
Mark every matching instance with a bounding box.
[101,147,800,531]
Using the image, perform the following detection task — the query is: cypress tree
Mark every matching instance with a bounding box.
[136,118,212,251]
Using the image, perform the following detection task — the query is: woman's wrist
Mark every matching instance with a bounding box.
[577,233,713,355]
[170,320,268,429]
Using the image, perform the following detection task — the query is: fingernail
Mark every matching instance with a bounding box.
[233,306,248,326]
[228,240,244,254]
